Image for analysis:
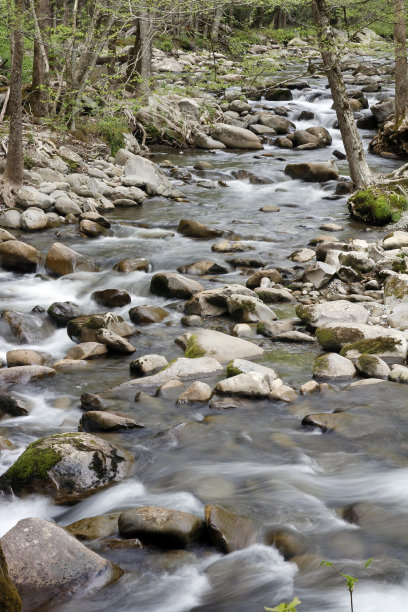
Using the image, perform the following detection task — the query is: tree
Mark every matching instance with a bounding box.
[30,0,51,117]
[394,0,407,127]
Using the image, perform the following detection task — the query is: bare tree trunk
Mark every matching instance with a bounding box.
[126,12,153,102]
[273,7,287,30]
[211,8,223,43]
[312,0,372,189]
[2,0,24,206]
[394,0,408,126]
[31,0,51,117]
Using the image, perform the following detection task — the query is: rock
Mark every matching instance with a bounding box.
[1,309,55,343]
[384,274,408,329]
[118,506,204,547]
[214,371,271,397]
[370,98,394,123]
[306,126,332,146]
[185,284,257,317]
[178,260,229,275]
[273,331,315,343]
[303,261,336,289]
[264,527,307,559]
[338,251,374,272]
[226,294,277,323]
[313,353,356,380]
[212,240,250,253]
[257,320,295,338]
[157,379,185,398]
[194,161,214,170]
[0,365,55,389]
[348,187,406,226]
[315,323,404,352]
[95,328,135,354]
[290,248,316,263]
[264,88,293,101]
[0,541,22,611]
[177,218,223,239]
[355,354,390,379]
[383,231,408,250]
[109,357,223,390]
[210,124,263,150]
[66,342,108,360]
[0,432,134,503]
[176,381,213,404]
[0,209,22,229]
[226,359,277,379]
[254,287,295,303]
[296,300,370,330]
[17,185,53,209]
[47,301,83,326]
[340,336,407,364]
[66,512,121,541]
[79,219,107,237]
[285,162,339,182]
[52,358,89,371]
[194,132,226,150]
[92,289,131,308]
[269,378,298,402]
[54,195,82,216]
[258,113,294,133]
[300,380,320,395]
[67,313,134,342]
[0,228,16,241]
[0,394,30,417]
[45,242,95,276]
[0,240,41,273]
[130,354,168,375]
[227,255,266,268]
[20,207,48,231]
[259,205,280,212]
[246,269,282,288]
[1,518,121,609]
[175,329,264,362]
[113,258,149,273]
[233,323,252,337]
[129,305,168,324]
[117,150,183,198]
[205,504,254,553]
[150,272,204,299]
[6,349,44,367]
[79,411,143,433]
[388,364,408,383]
[154,57,184,72]
[302,412,349,433]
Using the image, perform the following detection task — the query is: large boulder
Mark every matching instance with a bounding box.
[348,187,407,226]
[285,162,339,182]
[0,432,134,503]
[185,284,258,317]
[45,242,95,276]
[67,312,134,343]
[0,542,22,611]
[175,329,264,362]
[258,113,294,133]
[47,301,83,326]
[129,305,168,324]
[20,207,48,231]
[117,150,183,198]
[313,353,356,380]
[315,323,405,352]
[0,366,56,390]
[0,240,41,273]
[214,371,271,397]
[1,309,55,343]
[177,219,223,239]
[16,186,53,209]
[205,504,255,553]
[384,273,408,329]
[150,272,204,299]
[370,98,395,123]
[210,124,263,149]
[1,518,121,609]
[296,300,370,330]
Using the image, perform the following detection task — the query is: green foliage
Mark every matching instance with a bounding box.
[184,335,206,359]
[321,558,373,611]
[265,596,301,611]
[348,188,408,226]
[23,154,36,170]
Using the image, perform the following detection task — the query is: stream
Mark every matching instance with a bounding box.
[1,61,408,611]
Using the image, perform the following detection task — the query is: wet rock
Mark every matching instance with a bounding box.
[66,512,121,541]
[0,435,16,450]
[300,380,320,395]
[129,305,168,324]
[0,209,22,229]
[80,392,106,411]
[303,261,336,289]
[210,124,263,149]
[212,240,251,253]
[1,518,121,609]
[53,358,89,371]
[285,162,339,182]
[178,260,229,275]
[157,379,184,399]
[194,132,226,150]
[205,504,254,553]
[175,329,264,362]
[95,328,136,354]
[0,432,134,503]
[256,320,295,338]
[20,207,48,231]
[264,87,293,101]
[45,242,95,276]
[259,114,294,134]
[269,378,298,402]
[66,342,108,360]
[6,349,45,367]
[233,323,252,337]
[246,269,282,288]
[181,314,203,327]
[150,272,204,299]
[101,538,143,550]
[227,256,266,268]
[79,219,107,237]
[383,273,408,329]
[0,394,30,417]
[355,354,390,379]
[313,353,356,380]
[370,98,394,123]
[383,231,408,250]
[185,284,257,317]
[274,330,315,343]
[118,506,204,547]
[215,371,271,397]
[0,541,22,611]
[194,161,214,170]
[92,289,131,308]
[113,258,149,273]
[117,150,183,198]
[0,240,41,273]
[340,336,407,364]
[0,228,16,241]
[176,381,213,404]
[259,205,280,212]
[79,411,143,432]
[1,309,55,343]
[388,364,408,383]
[130,354,168,375]
[177,218,223,239]
[209,397,242,410]
[226,359,277,379]
[47,301,83,326]
[17,185,53,209]
[296,300,369,330]
[338,251,374,272]
[264,527,307,559]
[301,412,349,433]
[226,294,277,323]
[254,287,295,302]
[0,365,56,389]
[290,247,316,263]
[67,312,134,343]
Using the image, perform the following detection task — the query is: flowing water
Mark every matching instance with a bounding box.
[1,62,407,611]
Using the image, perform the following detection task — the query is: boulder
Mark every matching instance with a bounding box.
[0,394,30,417]
[303,261,336,289]
[1,309,55,343]
[257,320,295,338]
[340,336,407,364]
[0,432,134,503]
[17,186,53,210]
[370,98,394,123]
[178,260,229,275]
[1,518,121,609]
[177,219,223,239]
[296,300,370,330]
[54,195,82,216]
[194,132,226,150]
[129,305,168,324]
[0,542,22,611]
[226,359,277,379]
[215,372,271,397]
[258,113,294,134]
[313,353,356,380]
[210,124,263,149]
[47,301,83,326]
[355,354,390,379]
[185,284,258,317]
[0,365,55,389]
[384,273,408,329]
[246,269,282,288]
[205,504,255,553]
[129,354,168,376]
[92,289,131,308]
[264,87,293,101]
[45,242,95,276]
[389,364,408,383]
[20,207,48,231]
[0,209,21,229]
[175,329,264,362]
[95,329,135,354]
[113,258,149,273]
[6,349,44,367]
[66,512,121,541]
[0,240,41,273]
[269,378,298,402]
[382,231,408,250]
[118,506,204,547]
[176,381,213,404]
[348,187,406,226]
[285,162,339,182]
[150,272,204,299]
[79,219,107,238]
[79,411,143,433]
[66,342,108,360]
[0,228,16,241]
[226,293,276,322]
[315,323,405,352]
[117,150,183,198]
[67,313,134,343]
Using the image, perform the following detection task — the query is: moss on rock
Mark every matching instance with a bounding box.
[0,439,62,492]
[356,354,381,376]
[315,326,364,352]
[348,187,408,226]
[226,361,243,377]
[340,337,400,357]
[0,544,22,611]
[184,334,206,359]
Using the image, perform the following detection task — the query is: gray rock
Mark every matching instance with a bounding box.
[54,195,82,216]
[356,354,390,379]
[47,301,83,326]
[227,358,277,379]
[79,411,143,432]
[285,162,339,182]
[185,284,258,317]
[205,504,255,553]
[67,313,134,343]
[1,309,55,344]
[254,287,295,302]
[258,113,294,133]
[388,364,408,383]
[177,218,223,239]
[296,300,370,330]
[117,150,183,198]
[17,186,54,209]
[313,353,356,380]
[226,293,276,322]
[66,342,108,360]
[0,240,40,272]
[194,132,226,149]
[339,251,375,272]
[6,349,45,367]
[95,328,135,354]
[269,378,298,402]
[20,207,48,231]
[215,371,271,397]
[370,98,394,123]
[384,273,408,329]
[0,365,55,389]
[129,305,168,324]
[175,328,264,362]
[45,242,95,276]
[176,381,213,404]
[130,354,168,375]
[210,123,263,149]
[246,269,282,288]
[150,272,204,299]
[0,209,22,229]
[303,261,336,289]
[178,260,229,275]
[0,394,30,417]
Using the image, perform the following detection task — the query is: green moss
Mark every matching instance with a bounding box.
[184,334,206,359]
[348,187,408,226]
[0,545,22,612]
[256,321,266,335]
[295,304,312,326]
[357,354,380,376]
[384,275,408,300]
[313,354,331,378]
[64,158,80,173]
[392,258,407,273]
[0,439,62,491]
[315,326,364,352]
[226,361,242,377]
[340,337,400,357]
[162,358,177,370]
[23,154,36,170]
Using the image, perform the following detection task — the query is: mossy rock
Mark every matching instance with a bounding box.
[315,326,365,352]
[226,361,243,377]
[348,187,408,226]
[295,304,312,327]
[356,354,383,377]
[0,543,22,611]
[340,337,401,358]
[384,274,408,300]
[184,334,206,359]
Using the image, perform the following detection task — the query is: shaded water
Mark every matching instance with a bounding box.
[1,64,407,611]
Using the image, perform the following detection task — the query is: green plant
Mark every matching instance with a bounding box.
[320,558,373,612]
[265,596,301,611]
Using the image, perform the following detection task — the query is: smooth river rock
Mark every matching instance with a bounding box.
[175,329,264,362]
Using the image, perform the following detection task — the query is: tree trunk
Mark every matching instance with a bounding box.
[2,0,24,206]
[126,12,153,102]
[273,7,287,30]
[210,8,223,42]
[394,0,408,126]
[312,0,372,189]
[31,0,51,117]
